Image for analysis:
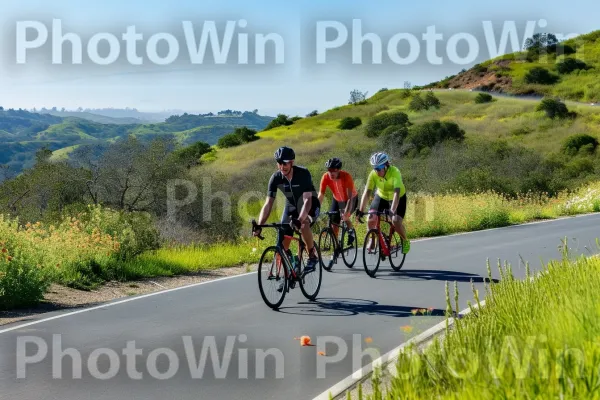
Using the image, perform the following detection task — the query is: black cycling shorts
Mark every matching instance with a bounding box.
[278,200,321,245]
[369,193,407,219]
[329,195,358,225]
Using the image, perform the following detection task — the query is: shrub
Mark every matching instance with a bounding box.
[263,114,294,130]
[217,127,259,148]
[424,92,441,109]
[306,110,318,117]
[338,117,362,130]
[409,94,427,111]
[217,133,242,148]
[556,58,591,74]
[562,134,599,155]
[524,67,559,84]
[0,256,49,310]
[405,120,465,152]
[536,98,574,119]
[474,93,494,104]
[365,111,411,138]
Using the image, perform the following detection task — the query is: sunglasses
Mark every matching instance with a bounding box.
[374,165,386,171]
[327,168,339,172]
[277,160,291,165]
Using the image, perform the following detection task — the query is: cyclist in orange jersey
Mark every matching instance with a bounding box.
[317,158,358,250]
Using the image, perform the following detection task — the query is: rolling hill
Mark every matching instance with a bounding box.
[0,108,274,175]
[424,30,600,103]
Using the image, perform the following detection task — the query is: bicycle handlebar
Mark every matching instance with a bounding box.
[251,218,305,240]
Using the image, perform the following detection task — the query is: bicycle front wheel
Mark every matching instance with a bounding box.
[257,246,287,309]
[389,230,406,271]
[341,227,358,268]
[299,244,323,301]
[362,229,381,278]
[318,228,336,271]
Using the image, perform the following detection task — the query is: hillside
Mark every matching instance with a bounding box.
[196,87,600,204]
[0,109,274,175]
[425,30,600,103]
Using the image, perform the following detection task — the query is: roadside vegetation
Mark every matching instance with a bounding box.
[350,248,600,399]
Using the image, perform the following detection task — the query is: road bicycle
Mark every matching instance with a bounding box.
[358,210,406,278]
[318,211,358,271]
[252,219,323,309]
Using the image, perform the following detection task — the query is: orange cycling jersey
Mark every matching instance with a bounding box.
[319,171,358,202]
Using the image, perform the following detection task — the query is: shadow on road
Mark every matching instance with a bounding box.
[277,297,446,318]
[326,267,498,283]
[373,269,499,283]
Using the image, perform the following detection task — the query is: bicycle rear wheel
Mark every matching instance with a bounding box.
[362,229,381,278]
[257,246,287,309]
[299,244,323,301]
[341,227,358,268]
[318,228,336,271]
[389,230,406,271]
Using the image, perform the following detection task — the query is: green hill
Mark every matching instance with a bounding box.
[0,109,274,175]
[425,30,600,103]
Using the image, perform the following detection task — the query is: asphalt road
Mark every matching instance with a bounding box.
[1,214,599,400]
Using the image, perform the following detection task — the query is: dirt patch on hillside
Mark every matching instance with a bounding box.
[0,264,258,327]
[441,60,515,92]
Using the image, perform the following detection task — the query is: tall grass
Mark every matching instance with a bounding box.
[129,182,600,278]
[354,250,600,399]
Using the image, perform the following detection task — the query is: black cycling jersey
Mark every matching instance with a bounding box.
[267,166,318,211]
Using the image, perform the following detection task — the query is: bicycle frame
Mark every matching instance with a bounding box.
[367,211,396,257]
[252,220,305,281]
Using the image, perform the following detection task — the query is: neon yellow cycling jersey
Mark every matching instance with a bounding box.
[366,165,406,201]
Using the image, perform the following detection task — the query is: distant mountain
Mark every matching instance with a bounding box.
[0,108,274,175]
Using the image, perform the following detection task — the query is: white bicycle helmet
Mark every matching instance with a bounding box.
[370,152,390,167]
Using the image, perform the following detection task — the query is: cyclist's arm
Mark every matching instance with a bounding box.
[390,188,401,215]
[259,174,278,225]
[359,172,375,213]
[389,170,402,215]
[317,174,327,204]
[344,187,353,215]
[298,191,312,222]
[257,196,274,225]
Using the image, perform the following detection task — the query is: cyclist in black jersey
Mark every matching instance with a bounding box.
[253,146,321,274]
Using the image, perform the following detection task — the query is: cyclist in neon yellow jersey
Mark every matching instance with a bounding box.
[356,152,410,254]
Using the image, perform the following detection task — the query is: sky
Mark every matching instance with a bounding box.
[0,0,598,116]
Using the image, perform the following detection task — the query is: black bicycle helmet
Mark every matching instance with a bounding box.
[274,146,295,162]
[325,157,342,169]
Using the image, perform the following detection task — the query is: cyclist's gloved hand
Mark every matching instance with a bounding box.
[355,210,365,218]
[290,218,302,231]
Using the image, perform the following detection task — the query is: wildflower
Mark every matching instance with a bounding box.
[1,248,6,253]
[400,326,413,333]
[411,309,418,315]
[365,337,373,344]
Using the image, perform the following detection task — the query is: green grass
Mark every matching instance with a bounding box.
[355,250,600,399]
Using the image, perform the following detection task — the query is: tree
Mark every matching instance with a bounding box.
[348,89,368,105]
[263,114,294,130]
[306,110,319,117]
[524,33,558,50]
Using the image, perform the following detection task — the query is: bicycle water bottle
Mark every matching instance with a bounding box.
[286,249,295,268]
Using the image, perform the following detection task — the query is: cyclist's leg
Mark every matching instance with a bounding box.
[344,195,358,230]
[392,194,410,253]
[279,206,293,251]
[330,199,341,238]
[367,194,388,250]
[302,200,321,272]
